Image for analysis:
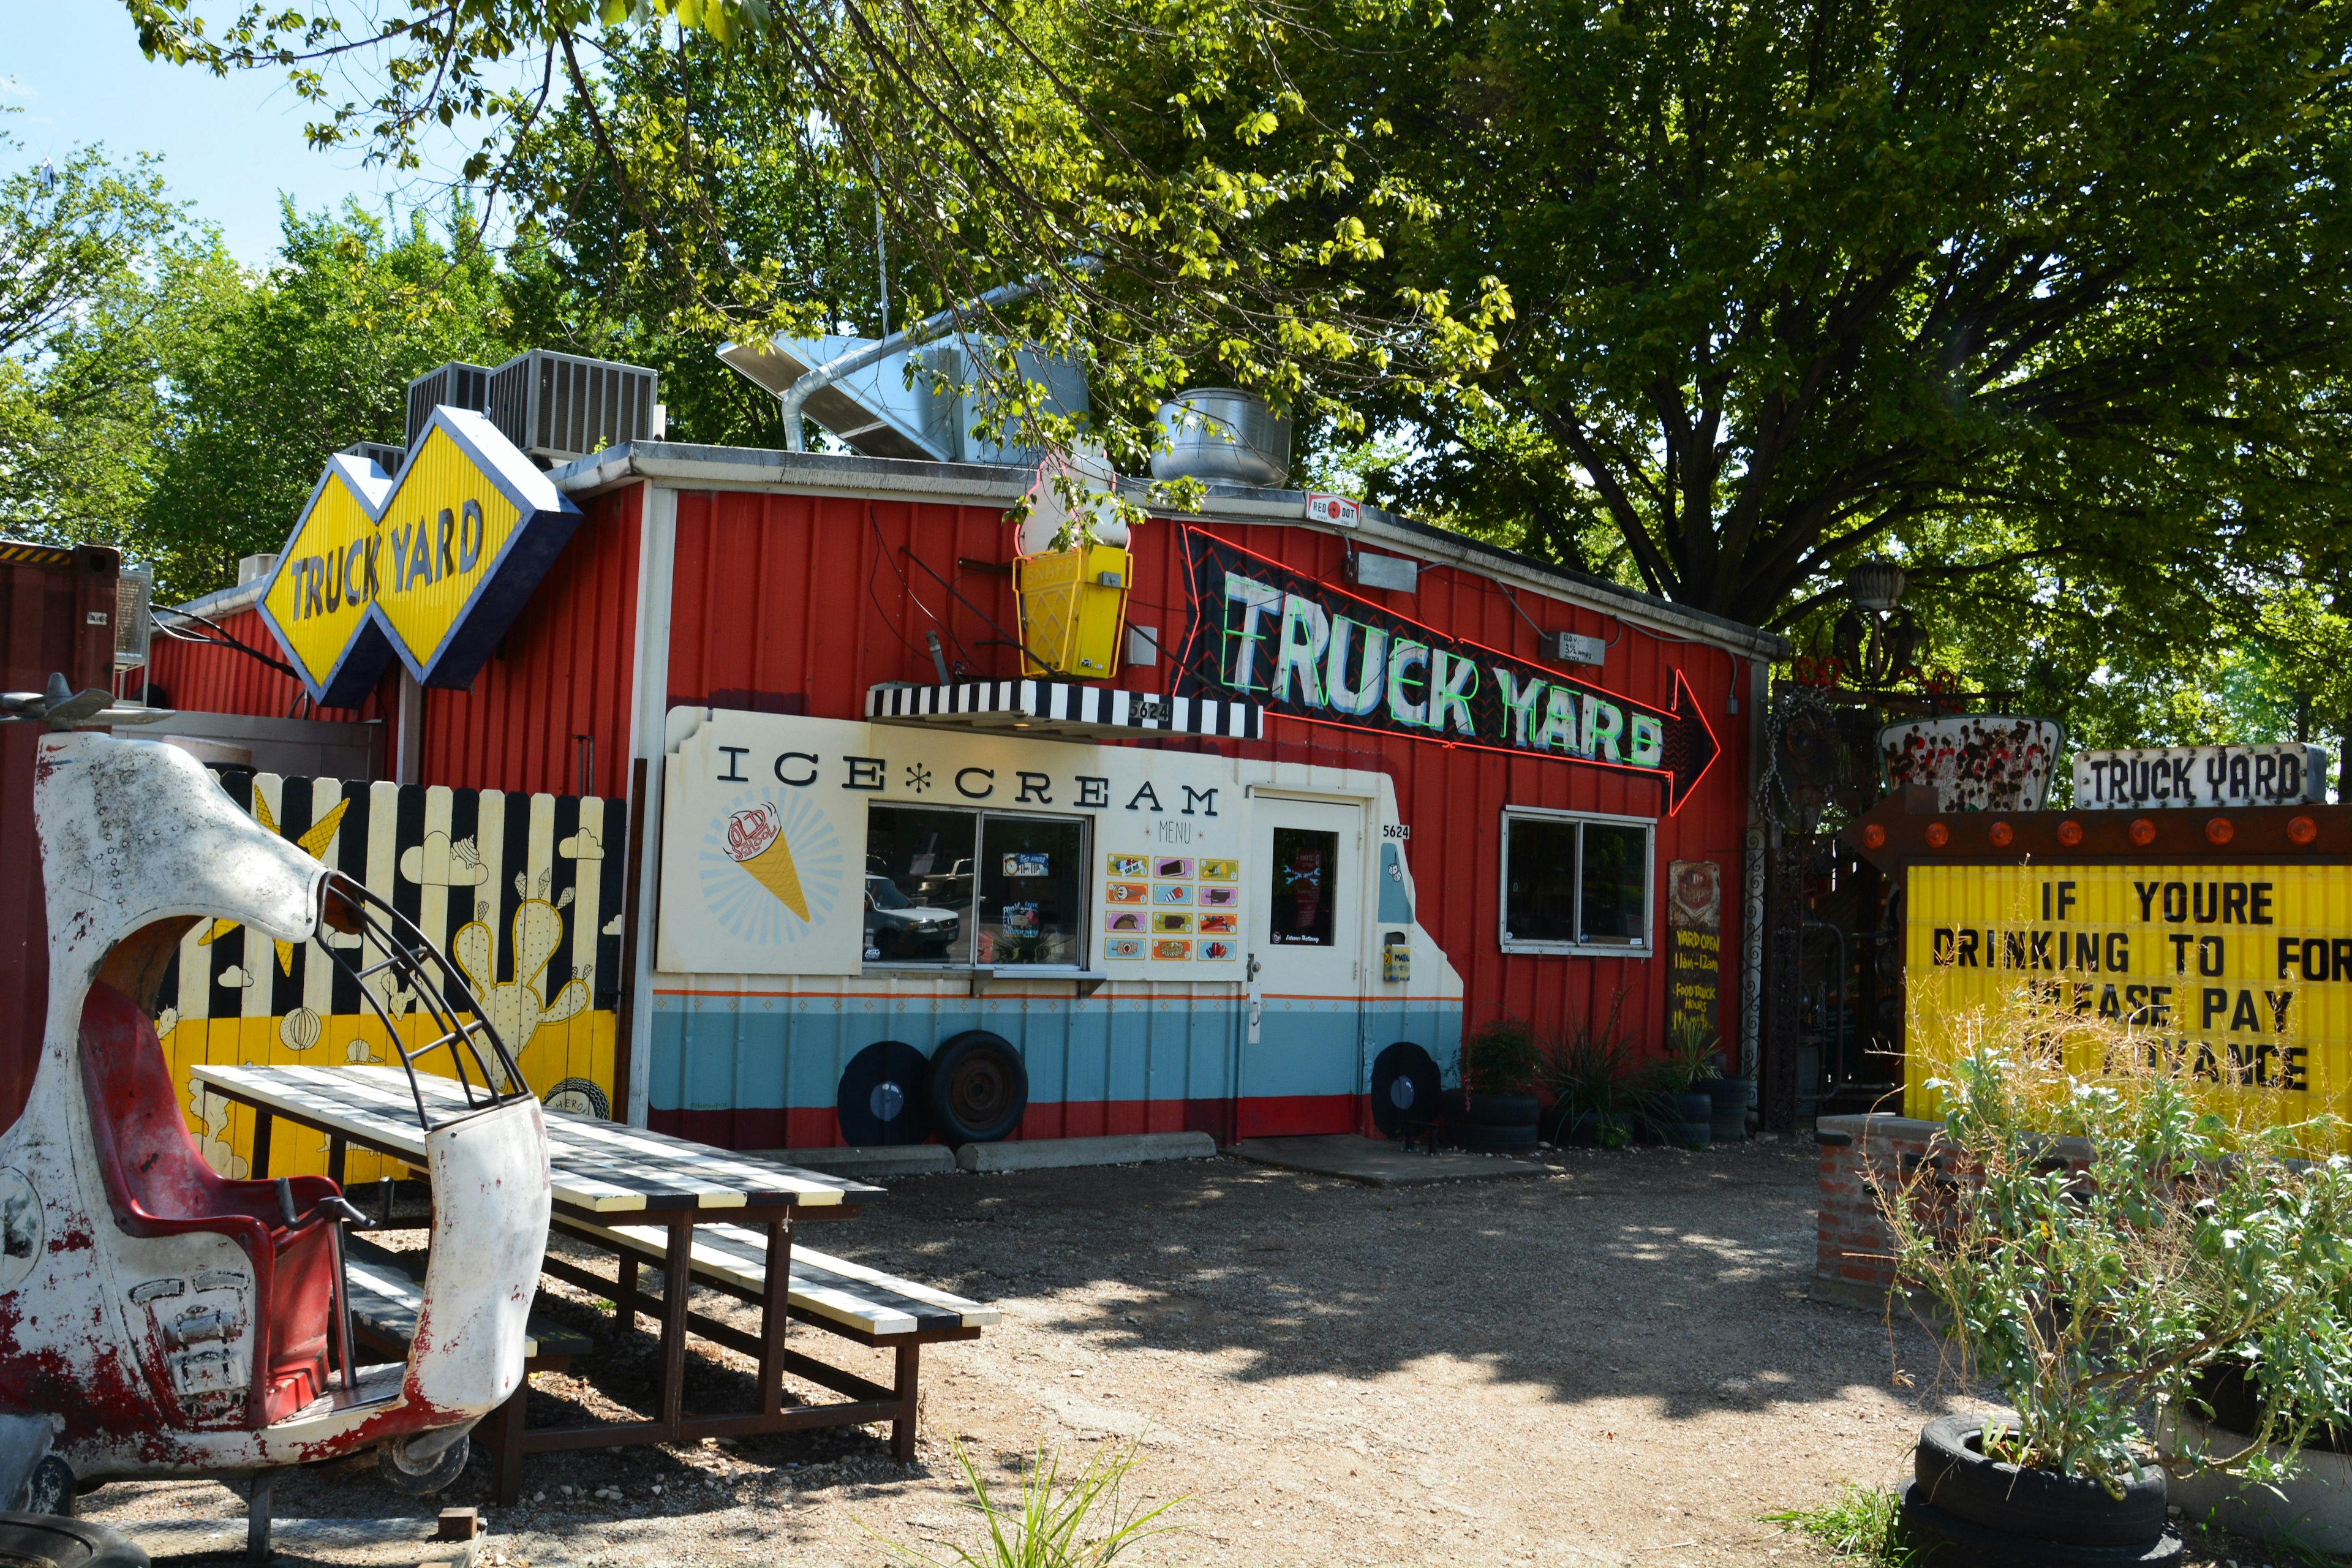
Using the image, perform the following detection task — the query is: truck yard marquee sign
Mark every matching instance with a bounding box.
[2071,744,2330,811]
[1177,529,1719,810]
[1907,863,2352,1131]
[259,407,581,708]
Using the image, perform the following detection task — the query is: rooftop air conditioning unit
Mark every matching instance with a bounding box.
[487,349,661,465]
[341,439,407,474]
[114,565,151,672]
[405,361,494,448]
[1150,388,1292,488]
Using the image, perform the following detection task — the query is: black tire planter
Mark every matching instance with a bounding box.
[1661,1091,1713,1148]
[2188,1360,2352,1453]
[1902,1415,2180,1567]
[1445,1121,1539,1153]
[1461,1092,1540,1128]
[927,1030,1029,1144]
[0,1515,149,1567]
[1442,1093,1538,1152]
[1695,1076,1751,1142]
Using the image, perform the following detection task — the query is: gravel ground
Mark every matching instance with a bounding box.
[77,1139,2294,1566]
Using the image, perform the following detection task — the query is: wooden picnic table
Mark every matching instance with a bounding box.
[190,1063,892,1468]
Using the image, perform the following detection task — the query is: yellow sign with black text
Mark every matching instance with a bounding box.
[259,408,580,707]
[1907,864,2352,1135]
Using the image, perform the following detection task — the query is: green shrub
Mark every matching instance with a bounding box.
[1540,992,1627,1115]
[1459,1014,1543,1096]
[1881,998,2352,1493]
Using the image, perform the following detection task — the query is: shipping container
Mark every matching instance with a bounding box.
[0,542,124,1134]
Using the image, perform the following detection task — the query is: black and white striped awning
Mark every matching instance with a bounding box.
[866,679,1262,742]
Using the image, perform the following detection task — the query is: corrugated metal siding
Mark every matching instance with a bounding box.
[0,547,124,1136]
[419,486,643,797]
[145,605,386,725]
[663,492,1754,1079]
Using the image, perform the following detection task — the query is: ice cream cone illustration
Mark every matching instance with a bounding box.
[726,804,809,919]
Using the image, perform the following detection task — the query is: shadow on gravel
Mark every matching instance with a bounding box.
[788,1139,1929,1422]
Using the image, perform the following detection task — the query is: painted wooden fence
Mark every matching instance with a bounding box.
[162,772,628,1181]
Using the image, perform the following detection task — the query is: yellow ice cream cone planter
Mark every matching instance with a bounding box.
[726,804,810,919]
[1016,541,1131,679]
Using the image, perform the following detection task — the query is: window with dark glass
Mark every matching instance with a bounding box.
[976,815,1085,966]
[1268,826,1339,946]
[1501,811,1652,951]
[1578,823,1648,944]
[864,806,973,963]
[864,804,1087,967]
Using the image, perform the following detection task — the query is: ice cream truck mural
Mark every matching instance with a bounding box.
[654,705,1462,1146]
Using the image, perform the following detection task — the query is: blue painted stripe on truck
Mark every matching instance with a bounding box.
[645,991,1463,1114]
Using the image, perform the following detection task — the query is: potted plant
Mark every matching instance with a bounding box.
[1676,1017,1751,1142]
[1629,1022,1716,1147]
[1444,1016,1542,1153]
[1539,998,1632,1148]
[1879,1004,2352,1567]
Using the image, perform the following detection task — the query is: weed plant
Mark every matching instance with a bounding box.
[878,1438,1181,1568]
[1763,1482,1910,1565]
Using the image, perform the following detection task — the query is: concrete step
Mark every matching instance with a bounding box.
[957,1131,1217,1173]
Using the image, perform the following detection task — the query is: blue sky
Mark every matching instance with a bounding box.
[8,3,405,265]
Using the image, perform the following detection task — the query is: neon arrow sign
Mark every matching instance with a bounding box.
[1176,528,1721,812]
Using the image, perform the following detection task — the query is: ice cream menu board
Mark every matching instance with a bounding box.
[1102,854,1242,963]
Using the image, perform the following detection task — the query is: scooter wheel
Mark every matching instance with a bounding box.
[0,1513,149,1566]
[377,1433,469,1496]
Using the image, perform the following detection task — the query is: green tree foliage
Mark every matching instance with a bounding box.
[113,0,1505,467]
[1191,0,2352,638]
[0,131,189,538]
[134,203,514,596]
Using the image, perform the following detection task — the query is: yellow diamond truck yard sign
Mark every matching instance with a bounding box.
[260,407,581,707]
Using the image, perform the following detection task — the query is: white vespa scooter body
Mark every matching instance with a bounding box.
[0,731,551,1480]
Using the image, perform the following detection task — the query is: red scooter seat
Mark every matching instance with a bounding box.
[79,981,339,1426]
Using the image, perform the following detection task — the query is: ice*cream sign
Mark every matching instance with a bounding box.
[259,408,582,707]
[1177,529,1720,810]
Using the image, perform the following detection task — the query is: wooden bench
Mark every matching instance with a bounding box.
[341,1237,595,1504]
[547,1214,998,1472]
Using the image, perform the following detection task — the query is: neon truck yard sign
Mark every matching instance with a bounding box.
[1178,529,1719,810]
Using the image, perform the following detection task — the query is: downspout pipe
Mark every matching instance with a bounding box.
[778,258,1101,452]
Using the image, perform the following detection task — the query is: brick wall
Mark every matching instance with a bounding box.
[1812,1113,1942,1307]
[1812,1110,2094,1309]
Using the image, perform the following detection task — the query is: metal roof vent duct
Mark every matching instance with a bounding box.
[1150,389,1291,488]
[340,439,407,473]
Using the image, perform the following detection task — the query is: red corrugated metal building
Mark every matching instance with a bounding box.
[150,440,1785,1148]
